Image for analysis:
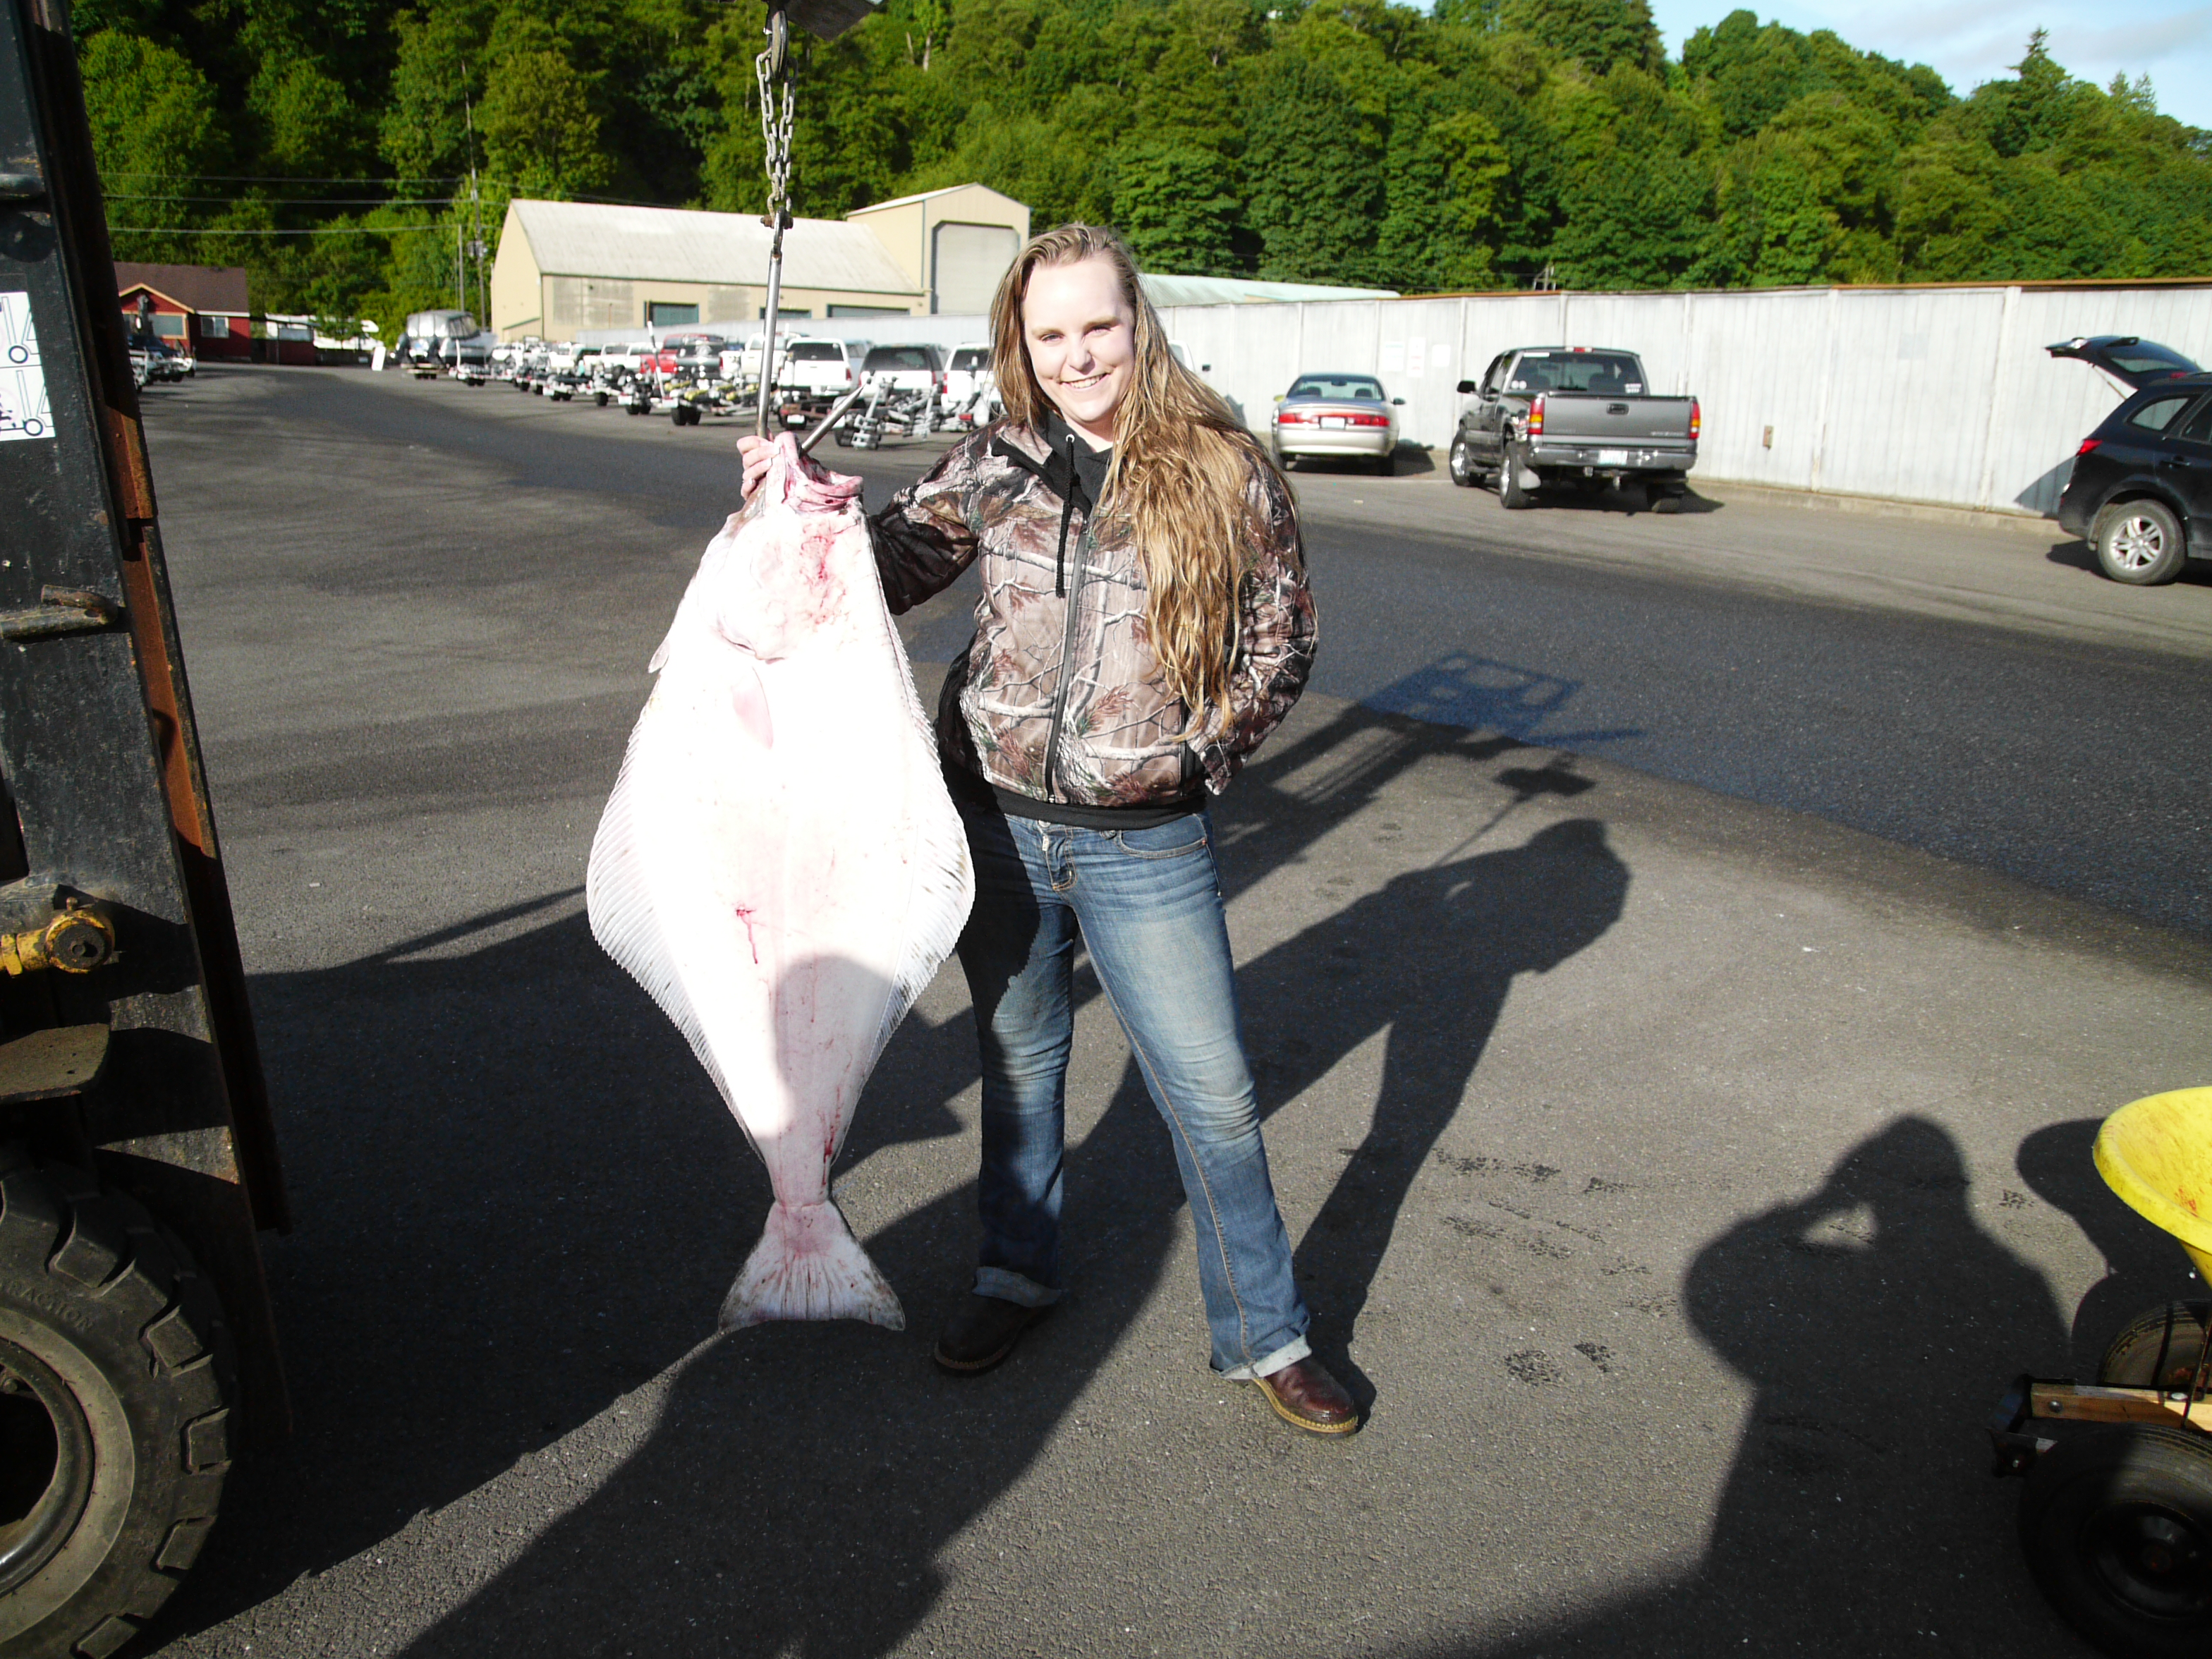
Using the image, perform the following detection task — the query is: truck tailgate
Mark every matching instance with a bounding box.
[1540,395,1695,442]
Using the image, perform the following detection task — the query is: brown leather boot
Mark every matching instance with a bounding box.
[1251,1357,1360,1435]
[934,1294,1049,1373]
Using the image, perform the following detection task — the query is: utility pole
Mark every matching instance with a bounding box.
[461,84,481,320]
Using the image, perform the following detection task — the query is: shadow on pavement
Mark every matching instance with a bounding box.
[1412,1116,2079,1655]
[2018,1117,2199,1371]
[154,691,1635,1653]
[384,815,1629,1655]
[1241,818,1629,1392]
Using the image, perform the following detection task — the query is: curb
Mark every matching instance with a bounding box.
[1385,459,2065,537]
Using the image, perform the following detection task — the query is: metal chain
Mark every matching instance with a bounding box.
[755,11,794,231]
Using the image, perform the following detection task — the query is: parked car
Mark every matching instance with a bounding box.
[2046,336,2202,390]
[135,337,190,382]
[945,341,990,399]
[777,336,861,397]
[1450,346,1698,509]
[860,342,947,408]
[941,343,996,428]
[1270,372,1402,474]
[2055,373,2212,585]
[648,333,727,375]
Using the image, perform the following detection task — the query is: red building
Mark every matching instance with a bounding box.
[114,262,252,361]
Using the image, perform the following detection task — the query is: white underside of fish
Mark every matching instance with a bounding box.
[586,442,973,1331]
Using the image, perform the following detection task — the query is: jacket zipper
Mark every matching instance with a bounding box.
[1040,518,1092,800]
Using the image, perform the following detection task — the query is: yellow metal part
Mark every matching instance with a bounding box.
[0,907,116,976]
[2096,1086,2212,1282]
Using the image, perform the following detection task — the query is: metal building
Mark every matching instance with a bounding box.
[490,198,932,341]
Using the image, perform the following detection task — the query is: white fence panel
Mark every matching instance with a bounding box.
[1160,281,2212,516]
[1821,288,2008,504]
[1682,288,1831,490]
[1374,298,1471,448]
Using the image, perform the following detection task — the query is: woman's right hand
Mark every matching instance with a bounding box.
[736,433,775,499]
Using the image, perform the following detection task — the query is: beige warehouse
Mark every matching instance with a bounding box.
[844,183,1031,314]
[490,188,1029,341]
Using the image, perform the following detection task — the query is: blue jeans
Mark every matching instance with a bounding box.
[954,797,1312,1378]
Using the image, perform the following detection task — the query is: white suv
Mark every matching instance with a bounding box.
[778,337,861,397]
[859,343,947,408]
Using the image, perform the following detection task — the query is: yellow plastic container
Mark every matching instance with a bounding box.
[2096,1087,2212,1283]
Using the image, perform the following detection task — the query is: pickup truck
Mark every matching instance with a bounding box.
[1449,346,1699,511]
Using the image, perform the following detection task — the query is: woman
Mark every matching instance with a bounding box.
[739,225,1350,1435]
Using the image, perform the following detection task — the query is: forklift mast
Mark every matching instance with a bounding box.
[4,0,293,1643]
[1,0,286,1430]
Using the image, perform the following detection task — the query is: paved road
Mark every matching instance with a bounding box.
[195,365,2212,937]
[121,366,2212,1658]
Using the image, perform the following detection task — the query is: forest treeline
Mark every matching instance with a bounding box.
[77,0,2212,338]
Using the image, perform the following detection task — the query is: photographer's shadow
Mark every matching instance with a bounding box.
[1459,1116,2077,1655]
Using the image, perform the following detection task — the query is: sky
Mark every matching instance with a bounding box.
[1646,0,2212,128]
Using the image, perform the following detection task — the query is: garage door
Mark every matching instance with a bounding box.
[932,222,1019,315]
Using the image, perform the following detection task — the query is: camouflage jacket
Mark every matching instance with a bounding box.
[870,419,1317,810]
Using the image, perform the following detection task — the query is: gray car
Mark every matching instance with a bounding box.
[1270,372,1403,474]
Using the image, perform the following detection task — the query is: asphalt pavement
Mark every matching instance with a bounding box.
[123,365,2212,1658]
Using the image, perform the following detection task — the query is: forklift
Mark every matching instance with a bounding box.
[1,0,290,1653]
[0,0,875,1652]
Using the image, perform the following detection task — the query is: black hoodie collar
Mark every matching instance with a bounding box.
[992,411,1112,512]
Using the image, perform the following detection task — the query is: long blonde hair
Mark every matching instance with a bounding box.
[988,224,1298,727]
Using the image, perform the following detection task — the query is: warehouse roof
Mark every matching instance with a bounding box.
[1142,273,1399,307]
[509,200,920,295]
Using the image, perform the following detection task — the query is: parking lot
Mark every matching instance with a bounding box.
[126,364,2212,1658]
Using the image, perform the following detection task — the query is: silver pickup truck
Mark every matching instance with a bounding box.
[1448,346,1699,511]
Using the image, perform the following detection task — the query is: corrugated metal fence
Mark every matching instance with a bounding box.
[1155,283,2212,517]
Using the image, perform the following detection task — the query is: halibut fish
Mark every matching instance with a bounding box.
[587,435,973,1330]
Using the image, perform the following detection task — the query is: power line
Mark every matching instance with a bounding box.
[107,195,461,207]
[109,224,450,235]
[99,173,468,184]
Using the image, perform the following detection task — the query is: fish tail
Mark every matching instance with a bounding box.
[719,1199,905,1332]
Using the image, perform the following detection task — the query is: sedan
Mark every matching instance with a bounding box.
[1270,372,1403,475]
[2055,372,2212,585]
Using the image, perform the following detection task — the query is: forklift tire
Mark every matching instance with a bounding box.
[2019,1423,2212,1658]
[594,392,609,407]
[2100,1303,2212,1392]
[0,1150,234,1659]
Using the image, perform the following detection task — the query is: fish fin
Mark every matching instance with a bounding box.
[720,1200,904,1330]
[730,654,774,746]
[587,717,722,1107]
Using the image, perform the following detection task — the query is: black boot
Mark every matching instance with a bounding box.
[934,1294,1049,1373]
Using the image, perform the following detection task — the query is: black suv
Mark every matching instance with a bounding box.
[2056,375,2212,585]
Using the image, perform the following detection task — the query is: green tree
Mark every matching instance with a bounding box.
[1113,141,1240,273]
[252,58,374,176]
[480,48,614,198]
[1241,51,1385,281]
[79,30,228,262]
[1500,0,1660,76]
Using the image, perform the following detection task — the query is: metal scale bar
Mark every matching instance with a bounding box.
[751,0,882,440]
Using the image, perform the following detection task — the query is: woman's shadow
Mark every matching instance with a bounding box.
[1235,818,1629,1380]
